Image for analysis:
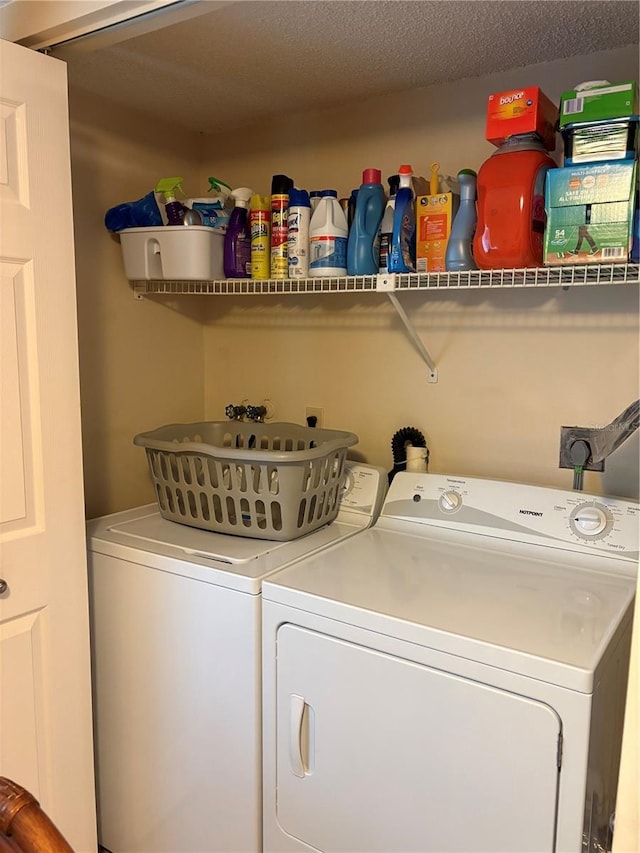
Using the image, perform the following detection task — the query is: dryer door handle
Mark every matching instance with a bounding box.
[289,693,313,779]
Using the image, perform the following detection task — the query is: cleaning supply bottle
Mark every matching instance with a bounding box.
[473,133,556,269]
[250,194,271,279]
[445,169,478,271]
[388,165,416,272]
[347,189,359,231]
[347,168,385,274]
[287,188,311,278]
[270,174,294,279]
[223,187,253,278]
[188,176,232,231]
[309,190,348,277]
[378,174,400,273]
[155,177,186,226]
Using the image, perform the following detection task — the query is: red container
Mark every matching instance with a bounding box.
[473,135,556,269]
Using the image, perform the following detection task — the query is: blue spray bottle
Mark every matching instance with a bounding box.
[388,165,416,272]
[445,169,478,271]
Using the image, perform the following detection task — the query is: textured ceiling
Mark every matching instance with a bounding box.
[59,0,639,133]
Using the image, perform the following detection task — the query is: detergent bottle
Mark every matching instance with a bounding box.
[445,169,478,271]
[155,177,186,225]
[223,187,253,278]
[347,168,386,275]
[473,133,556,269]
[388,165,416,272]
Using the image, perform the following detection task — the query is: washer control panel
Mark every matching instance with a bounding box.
[380,472,639,561]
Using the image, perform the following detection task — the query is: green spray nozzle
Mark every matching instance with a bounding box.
[155,177,185,201]
[208,176,232,195]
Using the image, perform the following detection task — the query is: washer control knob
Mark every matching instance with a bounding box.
[570,503,612,540]
[439,491,462,513]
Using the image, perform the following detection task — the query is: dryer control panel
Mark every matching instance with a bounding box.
[380,472,639,562]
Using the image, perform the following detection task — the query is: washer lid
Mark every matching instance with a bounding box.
[87,504,367,594]
[263,526,636,691]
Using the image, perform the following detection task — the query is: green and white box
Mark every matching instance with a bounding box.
[544,160,637,265]
[559,81,637,127]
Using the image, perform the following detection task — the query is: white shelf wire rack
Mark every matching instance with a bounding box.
[132,263,640,297]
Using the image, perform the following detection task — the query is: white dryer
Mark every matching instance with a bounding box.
[262,472,639,853]
[86,462,386,853]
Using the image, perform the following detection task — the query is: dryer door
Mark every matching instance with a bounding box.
[275,625,561,853]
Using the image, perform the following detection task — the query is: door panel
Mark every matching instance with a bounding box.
[0,38,97,852]
[276,624,560,853]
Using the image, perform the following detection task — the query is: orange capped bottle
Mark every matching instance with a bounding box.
[473,133,556,269]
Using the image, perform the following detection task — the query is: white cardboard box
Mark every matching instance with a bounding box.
[118,226,224,280]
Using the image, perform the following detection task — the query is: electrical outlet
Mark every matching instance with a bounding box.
[559,426,604,472]
[305,406,324,428]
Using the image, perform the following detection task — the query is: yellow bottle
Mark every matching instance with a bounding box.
[250,194,271,279]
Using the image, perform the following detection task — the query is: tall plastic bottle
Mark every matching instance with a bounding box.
[388,165,416,272]
[445,170,478,271]
[473,133,556,269]
[287,189,311,278]
[270,174,294,279]
[347,189,359,231]
[155,177,186,225]
[347,168,386,274]
[378,174,400,273]
[250,194,271,279]
[223,187,253,278]
[309,190,348,277]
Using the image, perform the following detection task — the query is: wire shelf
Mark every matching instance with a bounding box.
[132,263,640,296]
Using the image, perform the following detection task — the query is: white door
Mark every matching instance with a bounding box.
[276,625,561,853]
[0,39,97,852]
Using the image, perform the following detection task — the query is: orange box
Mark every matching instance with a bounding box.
[485,86,558,150]
[416,192,456,273]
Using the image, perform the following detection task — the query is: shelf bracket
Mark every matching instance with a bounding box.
[378,276,437,382]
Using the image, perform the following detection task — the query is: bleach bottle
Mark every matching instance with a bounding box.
[445,169,478,271]
[223,187,253,278]
[309,190,348,277]
[347,168,386,275]
[388,165,416,272]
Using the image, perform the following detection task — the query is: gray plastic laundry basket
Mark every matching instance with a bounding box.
[134,421,358,540]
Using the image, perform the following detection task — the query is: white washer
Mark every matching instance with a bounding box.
[262,472,639,853]
[86,462,386,853]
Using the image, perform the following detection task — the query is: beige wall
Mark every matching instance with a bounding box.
[199,45,640,499]
[70,89,206,517]
[68,46,639,517]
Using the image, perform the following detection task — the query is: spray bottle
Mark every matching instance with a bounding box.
[250,194,271,279]
[288,188,312,278]
[187,177,233,231]
[155,177,186,226]
[224,187,253,278]
[388,165,416,272]
[270,174,294,279]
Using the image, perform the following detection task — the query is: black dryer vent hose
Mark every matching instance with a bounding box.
[389,426,428,485]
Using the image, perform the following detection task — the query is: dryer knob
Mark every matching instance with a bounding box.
[570,503,612,540]
[439,491,462,513]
